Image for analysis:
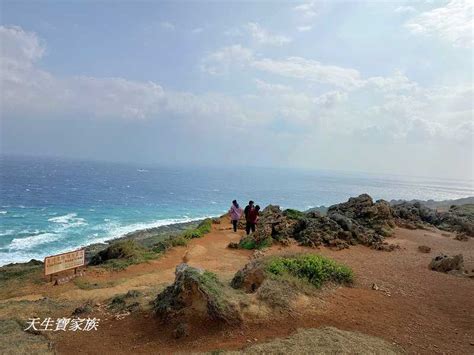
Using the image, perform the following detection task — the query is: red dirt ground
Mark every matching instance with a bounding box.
[34,224,474,354]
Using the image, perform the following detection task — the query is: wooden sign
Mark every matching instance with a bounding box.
[44,249,85,276]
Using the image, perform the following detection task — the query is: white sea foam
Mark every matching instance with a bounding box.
[48,213,87,228]
[0,211,7,215]
[0,214,221,266]
[8,232,59,250]
[0,229,15,237]
[0,250,44,266]
[48,213,77,223]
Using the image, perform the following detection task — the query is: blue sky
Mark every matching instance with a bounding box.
[1,0,473,179]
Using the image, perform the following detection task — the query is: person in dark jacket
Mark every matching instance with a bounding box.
[244,200,258,235]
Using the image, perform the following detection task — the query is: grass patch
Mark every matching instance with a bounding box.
[170,236,189,247]
[182,219,212,239]
[0,260,43,283]
[89,219,213,270]
[239,236,257,250]
[152,219,212,252]
[265,254,353,288]
[238,236,272,250]
[0,319,52,355]
[89,240,159,270]
[256,278,296,309]
[283,208,305,220]
[73,278,122,290]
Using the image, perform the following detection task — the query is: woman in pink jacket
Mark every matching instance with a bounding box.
[229,200,243,232]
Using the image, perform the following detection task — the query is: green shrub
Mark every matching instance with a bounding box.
[283,209,305,220]
[171,236,188,247]
[238,235,272,250]
[90,240,159,270]
[239,236,256,250]
[152,239,172,253]
[90,240,143,264]
[0,260,43,283]
[182,219,212,239]
[266,254,353,288]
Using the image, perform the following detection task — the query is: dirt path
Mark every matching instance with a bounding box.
[6,222,474,354]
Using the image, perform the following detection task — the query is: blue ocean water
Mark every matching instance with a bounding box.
[1,156,473,266]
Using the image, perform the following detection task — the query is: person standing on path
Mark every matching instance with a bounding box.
[244,200,258,235]
[229,200,243,232]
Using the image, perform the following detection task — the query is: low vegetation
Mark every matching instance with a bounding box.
[89,219,213,270]
[237,235,273,250]
[0,260,43,283]
[231,253,353,310]
[266,254,353,288]
[153,219,213,252]
[182,218,212,239]
[89,239,157,270]
[0,319,52,355]
[283,208,306,220]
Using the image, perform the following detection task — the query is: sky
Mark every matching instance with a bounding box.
[0,0,473,180]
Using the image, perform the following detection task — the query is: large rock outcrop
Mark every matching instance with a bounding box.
[235,195,400,250]
[326,194,395,248]
[293,212,350,249]
[429,254,464,273]
[392,202,474,237]
[231,259,266,293]
[234,194,473,252]
[252,205,298,243]
[154,264,241,324]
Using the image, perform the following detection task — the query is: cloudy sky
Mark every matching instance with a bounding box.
[1,0,473,179]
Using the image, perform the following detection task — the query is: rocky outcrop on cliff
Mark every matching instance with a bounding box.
[293,212,350,249]
[326,194,395,248]
[242,194,398,250]
[154,264,241,325]
[392,202,474,237]
[252,205,298,245]
[232,194,473,252]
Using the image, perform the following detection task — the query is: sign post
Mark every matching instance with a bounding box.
[44,249,86,283]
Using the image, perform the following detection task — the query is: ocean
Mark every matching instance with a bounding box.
[1,156,473,266]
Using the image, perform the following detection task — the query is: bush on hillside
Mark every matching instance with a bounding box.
[266,254,353,288]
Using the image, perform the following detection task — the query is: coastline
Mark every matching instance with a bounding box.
[83,217,212,262]
[2,195,473,267]
[1,216,221,267]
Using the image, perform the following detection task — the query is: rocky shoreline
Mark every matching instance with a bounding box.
[84,219,206,262]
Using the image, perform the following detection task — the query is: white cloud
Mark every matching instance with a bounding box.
[0,25,45,68]
[297,25,313,32]
[200,44,253,75]
[312,90,347,108]
[202,45,362,89]
[252,57,362,89]
[0,26,250,125]
[246,22,292,46]
[255,79,293,93]
[293,2,318,19]
[2,24,473,163]
[160,21,175,31]
[405,0,473,47]
[394,6,416,14]
[191,27,203,34]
